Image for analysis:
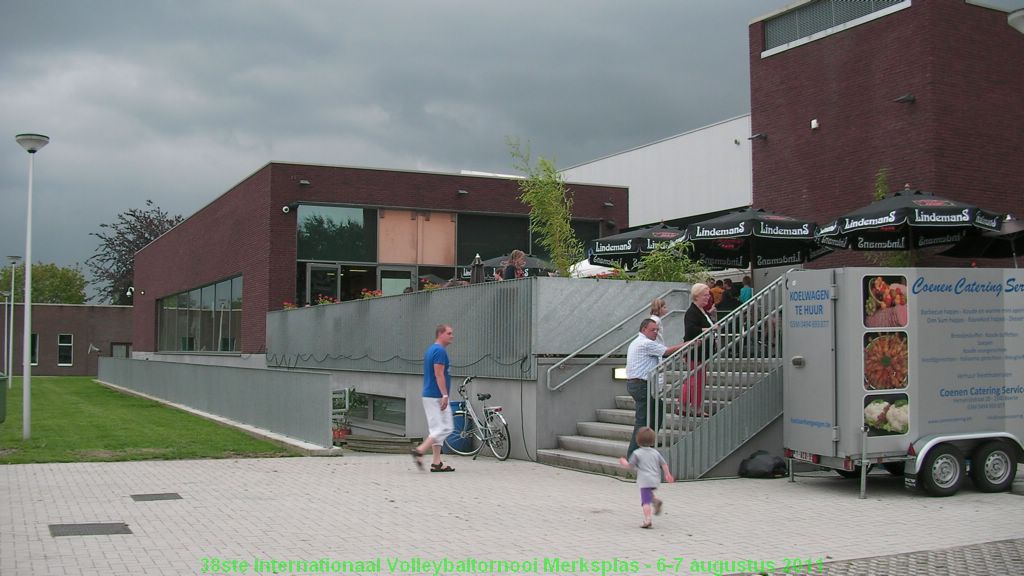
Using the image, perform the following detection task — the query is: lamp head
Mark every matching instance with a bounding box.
[15,133,49,153]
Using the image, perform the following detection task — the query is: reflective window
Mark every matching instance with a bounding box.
[157,275,242,353]
[297,205,378,262]
[456,214,529,265]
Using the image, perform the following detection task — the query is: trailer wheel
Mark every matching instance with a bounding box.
[970,441,1016,493]
[882,462,905,477]
[919,444,964,497]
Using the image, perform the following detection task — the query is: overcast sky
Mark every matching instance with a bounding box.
[1,0,782,296]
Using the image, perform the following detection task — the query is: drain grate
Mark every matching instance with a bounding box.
[49,523,132,537]
[130,492,182,501]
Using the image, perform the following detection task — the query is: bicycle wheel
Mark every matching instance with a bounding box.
[485,412,511,461]
[443,410,481,456]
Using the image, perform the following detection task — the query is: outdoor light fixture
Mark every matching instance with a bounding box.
[15,132,49,440]
[298,179,311,186]
[603,201,615,208]
[893,94,916,104]
[605,219,617,228]
[1009,9,1024,34]
[748,133,768,141]
[457,189,469,196]
[5,255,19,388]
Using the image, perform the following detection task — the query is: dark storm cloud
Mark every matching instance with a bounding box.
[0,0,781,295]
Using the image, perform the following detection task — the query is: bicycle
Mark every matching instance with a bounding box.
[442,376,511,460]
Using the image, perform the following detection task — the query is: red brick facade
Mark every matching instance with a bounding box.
[750,0,1024,267]
[133,163,628,353]
[1,304,132,376]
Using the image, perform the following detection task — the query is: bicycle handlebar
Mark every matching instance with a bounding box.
[456,375,476,399]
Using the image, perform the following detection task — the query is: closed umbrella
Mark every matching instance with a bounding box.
[587,223,683,270]
[469,253,486,283]
[939,217,1023,268]
[818,189,1002,252]
[680,207,828,269]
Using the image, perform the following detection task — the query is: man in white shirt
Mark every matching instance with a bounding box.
[625,319,686,457]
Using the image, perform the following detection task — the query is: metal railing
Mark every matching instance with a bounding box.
[545,287,688,391]
[647,275,786,479]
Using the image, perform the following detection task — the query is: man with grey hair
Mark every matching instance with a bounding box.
[625,318,686,458]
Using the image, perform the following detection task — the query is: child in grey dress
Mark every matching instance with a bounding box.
[618,426,674,528]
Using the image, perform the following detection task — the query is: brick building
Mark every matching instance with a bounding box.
[132,162,627,356]
[1,304,132,376]
[749,0,1024,267]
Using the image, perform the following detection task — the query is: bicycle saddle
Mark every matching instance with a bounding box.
[476,393,491,401]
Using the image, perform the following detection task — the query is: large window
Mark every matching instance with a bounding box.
[157,276,243,352]
[297,205,378,262]
[30,333,38,366]
[457,214,530,265]
[57,334,73,366]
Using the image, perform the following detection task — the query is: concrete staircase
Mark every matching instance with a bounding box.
[536,365,767,478]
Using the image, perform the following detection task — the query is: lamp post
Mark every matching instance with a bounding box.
[15,133,49,440]
[0,290,7,381]
[5,255,19,389]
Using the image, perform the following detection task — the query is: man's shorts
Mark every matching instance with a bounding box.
[422,397,454,443]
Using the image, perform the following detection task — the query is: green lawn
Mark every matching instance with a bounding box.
[0,377,298,464]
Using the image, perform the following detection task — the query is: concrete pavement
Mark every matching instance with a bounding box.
[1,453,1022,575]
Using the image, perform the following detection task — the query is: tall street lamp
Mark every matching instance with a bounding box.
[0,290,7,382]
[5,255,20,389]
[15,133,49,440]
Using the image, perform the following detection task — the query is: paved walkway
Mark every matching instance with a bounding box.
[1,453,1022,575]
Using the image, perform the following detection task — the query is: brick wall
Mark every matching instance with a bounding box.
[2,304,132,376]
[750,0,1024,268]
[134,163,628,353]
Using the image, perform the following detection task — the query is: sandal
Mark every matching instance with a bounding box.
[430,462,455,472]
[640,522,652,529]
[410,448,423,471]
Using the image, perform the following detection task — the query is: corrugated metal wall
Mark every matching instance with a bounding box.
[266,277,682,380]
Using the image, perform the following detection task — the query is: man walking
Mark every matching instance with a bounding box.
[412,324,456,472]
[625,319,686,458]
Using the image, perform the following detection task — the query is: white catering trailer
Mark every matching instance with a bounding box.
[783,267,1024,497]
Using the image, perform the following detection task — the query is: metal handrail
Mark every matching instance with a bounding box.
[546,287,688,391]
[646,275,787,479]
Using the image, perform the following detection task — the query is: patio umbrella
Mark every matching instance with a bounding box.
[480,254,553,271]
[587,223,683,270]
[938,217,1023,268]
[817,189,1003,251]
[679,208,828,269]
[570,258,616,278]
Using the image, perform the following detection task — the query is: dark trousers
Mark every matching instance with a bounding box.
[626,379,662,457]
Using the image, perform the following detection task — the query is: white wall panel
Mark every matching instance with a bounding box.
[562,115,753,227]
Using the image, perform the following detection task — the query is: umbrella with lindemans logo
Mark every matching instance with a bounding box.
[678,207,829,269]
[587,223,683,270]
[817,189,1003,251]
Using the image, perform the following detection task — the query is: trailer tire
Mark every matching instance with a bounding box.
[970,441,1016,493]
[919,444,964,497]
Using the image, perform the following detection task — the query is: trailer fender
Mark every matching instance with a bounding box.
[909,432,1024,475]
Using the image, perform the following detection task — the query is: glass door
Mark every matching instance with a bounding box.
[379,267,415,296]
[307,263,340,304]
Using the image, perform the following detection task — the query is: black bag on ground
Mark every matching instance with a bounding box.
[738,450,787,478]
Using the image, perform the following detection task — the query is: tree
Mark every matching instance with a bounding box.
[634,241,708,283]
[864,168,913,267]
[0,262,87,304]
[509,138,583,277]
[87,200,184,304]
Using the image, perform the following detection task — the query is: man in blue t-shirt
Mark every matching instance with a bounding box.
[412,324,456,472]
